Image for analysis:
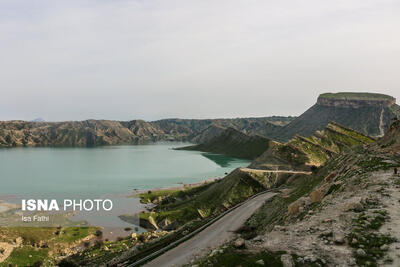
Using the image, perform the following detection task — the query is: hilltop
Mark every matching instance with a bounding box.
[275,92,400,141]
[178,127,272,159]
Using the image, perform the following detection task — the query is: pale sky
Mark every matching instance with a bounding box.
[1,0,399,121]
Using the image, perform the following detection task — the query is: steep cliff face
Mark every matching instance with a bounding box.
[276,92,400,141]
[376,119,400,153]
[317,92,396,108]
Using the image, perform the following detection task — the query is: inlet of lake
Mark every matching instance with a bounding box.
[0,143,250,236]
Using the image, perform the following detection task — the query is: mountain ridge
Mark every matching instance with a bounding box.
[177,127,272,159]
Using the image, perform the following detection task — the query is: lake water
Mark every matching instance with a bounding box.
[0,143,250,230]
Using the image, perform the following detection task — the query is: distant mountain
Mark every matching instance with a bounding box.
[0,117,292,148]
[178,127,272,159]
[275,92,400,141]
[30,118,45,122]
[190,124,226,144]
[152,117,291,139]
[2,92,398,148]
[250,122,375,170]
[0,120,165,147]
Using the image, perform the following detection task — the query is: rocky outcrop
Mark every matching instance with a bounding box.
[276,92,400,141]
[317,92,396,108]
[376,118,400,153]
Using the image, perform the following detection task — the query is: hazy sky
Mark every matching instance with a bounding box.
[1,0,399,121]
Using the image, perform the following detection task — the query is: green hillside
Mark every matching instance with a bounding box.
[178,127,272,159]
[251,122,375,170]
[138,169,266,227]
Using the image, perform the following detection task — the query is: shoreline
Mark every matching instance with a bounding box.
[131,176,222,197]
[0,176,226,241]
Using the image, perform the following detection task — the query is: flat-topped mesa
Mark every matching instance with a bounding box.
[317,92,396,108]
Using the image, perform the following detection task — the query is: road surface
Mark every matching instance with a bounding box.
[240,167,312,175]
[144,191,277,267]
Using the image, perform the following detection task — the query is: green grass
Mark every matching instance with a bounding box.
[138,169,265,227]
[139,188,184,203]
[0,227,55,244]
[1,247,49,267]
[138,182,213,204]
[0,226,97,266]
[54,227,95,243]
[358,156,398,172]
[192,246,284,267]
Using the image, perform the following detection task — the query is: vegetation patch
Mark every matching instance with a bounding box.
[2,246,49,267]
[190,245,284,267]
[348,210,395,266]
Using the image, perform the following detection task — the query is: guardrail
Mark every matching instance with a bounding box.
[124,189,278,267]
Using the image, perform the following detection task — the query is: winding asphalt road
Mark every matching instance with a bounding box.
[143,191,277,267]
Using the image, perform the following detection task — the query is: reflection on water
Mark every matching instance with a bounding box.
[201,153,247,168]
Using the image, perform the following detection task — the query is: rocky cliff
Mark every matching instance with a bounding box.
[276,92,400,141]
[317,92,396,108]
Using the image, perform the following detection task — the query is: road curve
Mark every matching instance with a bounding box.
[144,192,277,267]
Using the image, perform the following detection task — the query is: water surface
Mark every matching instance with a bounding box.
[0,143,250,198]
[0,143,250,229]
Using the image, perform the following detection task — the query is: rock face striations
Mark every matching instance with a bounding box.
[316,92,396,108]
[0,117,292,148]
[0,120,167,147]
[250,121,375,171]
[276,92,400,141]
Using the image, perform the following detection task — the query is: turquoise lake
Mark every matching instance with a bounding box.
[0,143,250,197]
[0,143,250,230]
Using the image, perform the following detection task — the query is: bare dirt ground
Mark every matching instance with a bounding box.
[246,170,400,266]
[379,172,400,266]
[0,237,22,263]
